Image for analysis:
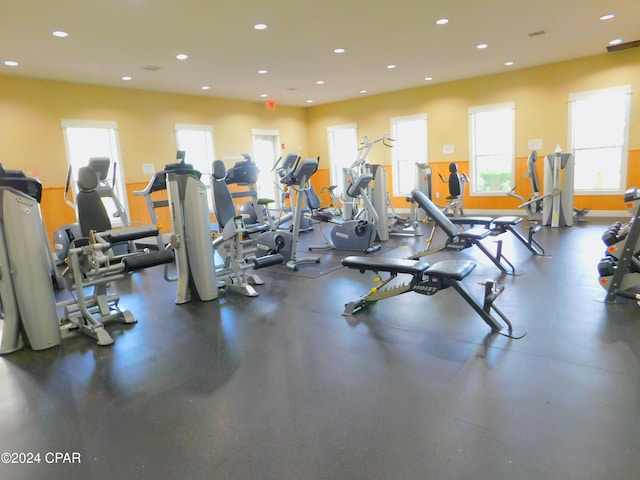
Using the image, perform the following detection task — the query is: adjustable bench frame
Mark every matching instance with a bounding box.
[341,256,526,339]
[410,190,520,275]
[450,215,547,256]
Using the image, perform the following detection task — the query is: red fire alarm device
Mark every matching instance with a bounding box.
[266,100,276,110]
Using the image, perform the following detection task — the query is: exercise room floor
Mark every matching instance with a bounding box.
[1,218,639,479]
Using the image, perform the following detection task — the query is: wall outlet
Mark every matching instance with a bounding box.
[443,144,454,154]
[435,192,440,199]
[142,163,155,175]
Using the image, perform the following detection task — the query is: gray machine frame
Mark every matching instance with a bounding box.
[0,188,61,354]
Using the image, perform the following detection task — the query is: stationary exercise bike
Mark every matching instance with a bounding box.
[308,171,381,254]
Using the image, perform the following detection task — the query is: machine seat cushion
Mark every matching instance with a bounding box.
[492,216,523,226]
[346,173,373,198]
[425,260,476,281]
[342,256,430,276]
[311,210,337,222]
[451,216,493,226]
[103,225,161,243]
[122,249,174,272]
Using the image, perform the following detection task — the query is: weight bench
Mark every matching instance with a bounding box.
[341,256,525,339]
[450,215,547,256]
[410,190,520,275]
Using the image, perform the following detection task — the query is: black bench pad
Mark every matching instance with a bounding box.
[451,216,494,226]
[492,216,523,226]
[123,249,174,272]
[342,256,430,276]
[103,225,160,243]
[425,260,476,281]
[451,216,522,228]
[457,227,491,240]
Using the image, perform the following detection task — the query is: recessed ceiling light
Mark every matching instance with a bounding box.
[360,89,367,94]
[260,93,268,98]
[254,23,268,30]
[122,76,132,81]
[315,80,325,85]
[436,18,449,25]
[334,48,346,54]
[386,64,397,69]
[609,38,623,45]
[258,69,268,74]
[477,43,488,49]
[424,77,433,81]
[52,31,69,38]
[201,86,210,90]
[176,54,188,60]
[4,60,18,67]
[504,61,514,66]
[306,100,314,104]
[600,13,615,21]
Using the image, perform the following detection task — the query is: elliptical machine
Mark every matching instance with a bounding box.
[279,156,322,270]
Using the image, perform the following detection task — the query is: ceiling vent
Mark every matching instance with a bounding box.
[528,30,546,37]
[143,65,162,71]
[607,40,640,52]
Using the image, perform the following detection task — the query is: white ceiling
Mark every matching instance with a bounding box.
[1,0,638,107]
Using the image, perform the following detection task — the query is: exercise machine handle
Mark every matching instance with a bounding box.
[252,253,284,269]
[63,165,76,209]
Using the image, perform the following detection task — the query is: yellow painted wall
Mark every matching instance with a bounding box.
[307,49,640,210]
[0,74,307,236]
[0,75,308,186]
[2,48,640,242]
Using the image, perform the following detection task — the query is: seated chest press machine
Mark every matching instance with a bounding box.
[60,166,175,345]
[210,160,285,296]
[0,166,175,353]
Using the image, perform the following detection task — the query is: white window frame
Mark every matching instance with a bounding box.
[468,102,515,195]
[61,119,128,226]
[568,85,632,195]
[175,123,216,209]
[252,128,281,206]
[327,123,358,196]
[390,113,428,196]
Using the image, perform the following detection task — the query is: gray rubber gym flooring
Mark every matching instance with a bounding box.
[1,218,639,479]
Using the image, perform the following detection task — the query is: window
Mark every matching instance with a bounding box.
[61,119,128,226]
[175,124,216,208]
[390,114,427,196]
[252,129,281,204]
[327,123,358,196]
[569,85,631,194]
[469,102,515,194]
